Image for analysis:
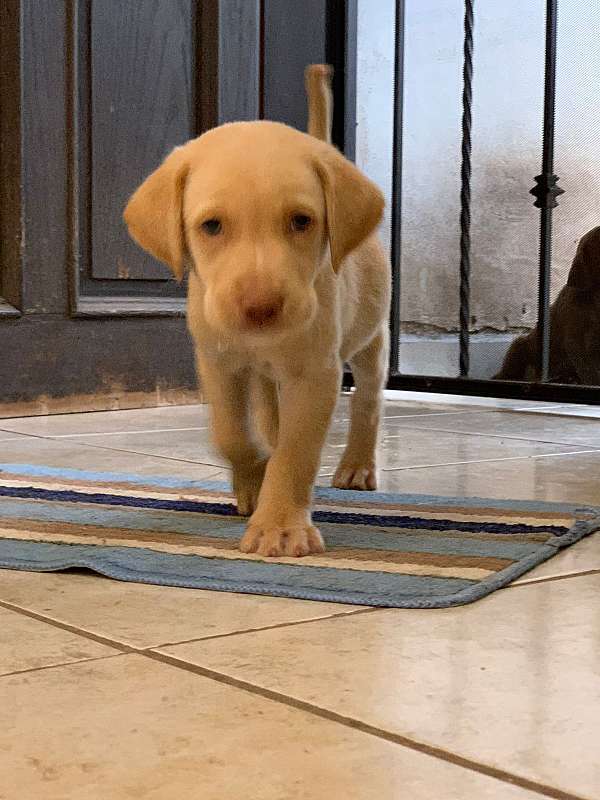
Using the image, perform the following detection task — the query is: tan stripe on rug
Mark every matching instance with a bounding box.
[0,521,497,580]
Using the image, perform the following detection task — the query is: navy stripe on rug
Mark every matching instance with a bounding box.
[0,485,570,536]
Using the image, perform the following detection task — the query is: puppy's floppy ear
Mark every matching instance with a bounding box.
[567,226,600,293]
[314,146,384,272]
[123,146,190,281]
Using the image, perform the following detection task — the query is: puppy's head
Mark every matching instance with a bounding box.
[124,121,383,340]
[493,333,537,381]
[567,225,600,294]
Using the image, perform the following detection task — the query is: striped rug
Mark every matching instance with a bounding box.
[0,463,598,608]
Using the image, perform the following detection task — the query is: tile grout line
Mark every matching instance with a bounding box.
[0,427,210,439]
[72,440,227,470]
[502,407,600,418]
[383,423,600,450]
[47,426,210,438]
[0,429,228,470]
[9,425,573,476]
[382,409,507,420]
[7,420,598,475]
[0,652,127,679]
[151,606,381,649]
[0,402,206,423]
[505,568,600,588]
[144,649,586,800]
[0,598,135,653]
[0,596,586,800]
[0,596,380,658]
[380,449,600,473]
[0,405,533,437]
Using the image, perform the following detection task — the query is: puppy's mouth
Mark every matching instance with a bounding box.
[237,308,303,340]
[204,287,316,341]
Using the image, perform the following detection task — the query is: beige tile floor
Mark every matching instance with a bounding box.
[1,392,599,799]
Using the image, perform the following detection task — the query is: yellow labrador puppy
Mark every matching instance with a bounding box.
[124,65,391,557]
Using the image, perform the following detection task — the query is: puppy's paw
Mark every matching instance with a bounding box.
[240,520,325,557]
[233,459,267,516]
[332,461,377,491]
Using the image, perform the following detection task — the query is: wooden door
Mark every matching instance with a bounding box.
[0,0,351,417]
[0,0,259,416]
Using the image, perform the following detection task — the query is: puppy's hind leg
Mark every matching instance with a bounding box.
[333,329,388,491]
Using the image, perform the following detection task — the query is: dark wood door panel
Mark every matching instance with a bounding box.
[1,0,71,316]
[261,0,351,154]
[0,0,21,312]
[90,0,195,282]
[0,0,303,412]
[262,0,327,132]
[0,314,197,409]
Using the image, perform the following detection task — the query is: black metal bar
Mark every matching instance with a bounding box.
[325,0,353,154]
[337,0,357,392]
[344,371,600,405]
[389,0,405,375]
[458,0,474,376]
[262,0,327,132]
[530,0,564,382]
[342,0,357,161]
[258,0,265,119]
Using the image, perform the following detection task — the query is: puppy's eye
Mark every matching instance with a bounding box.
[290,214,312,232]
[201,219,222,236]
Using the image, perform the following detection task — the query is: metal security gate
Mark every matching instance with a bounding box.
[341,0,600,404]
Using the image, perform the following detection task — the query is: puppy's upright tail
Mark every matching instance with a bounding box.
[305,64,333,144]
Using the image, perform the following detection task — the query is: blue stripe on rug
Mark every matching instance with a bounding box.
[2,465,600,607]
[0,539,476,599]
[0,485,570,536]
[0,499,551,560]
[0,533,588,608]
[0,463,226,490]
[1,463,599,515]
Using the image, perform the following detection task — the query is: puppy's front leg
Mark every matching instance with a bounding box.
[240,366,340,557]
[197,356,267,516]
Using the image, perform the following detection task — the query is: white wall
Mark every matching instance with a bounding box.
[356,0,396,251]
[355,0,600,343]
